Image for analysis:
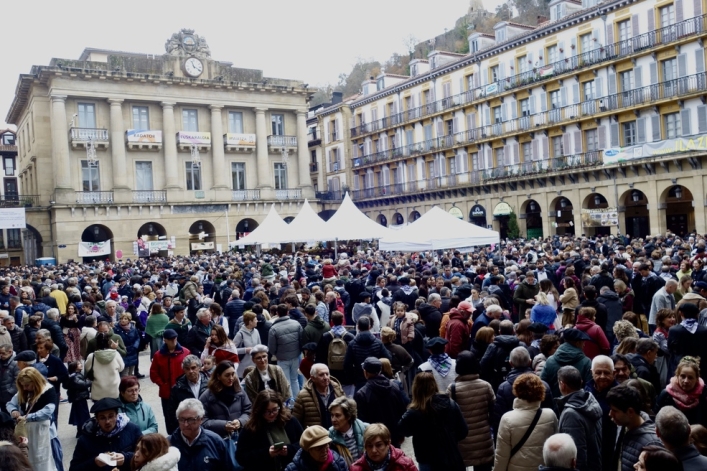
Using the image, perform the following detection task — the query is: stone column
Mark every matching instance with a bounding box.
[693,175,706,234]
[255,108,271,189]
[209,105,228,190]
[161,102,180,190]
[108,99,129,190]
[50,95,71,190]
[296,109,314,197]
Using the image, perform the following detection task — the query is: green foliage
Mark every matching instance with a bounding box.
[507,211,521,239]
[335,60,381,98]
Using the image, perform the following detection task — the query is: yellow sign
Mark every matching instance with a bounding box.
[449,207,463,219]
[493,202,513,216]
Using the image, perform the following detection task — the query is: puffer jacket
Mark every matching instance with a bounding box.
[355,375,409,445]
[233,325,261,378]
[170,427,238,471]
[114,323,141,367]
[445,310,470,359]
[180,280,198,301]
[199,387,252,438]
[480,334,520,391]
[293,376,345,427]
[447,374,495,467]
[556,389,603,471]
[268,316,303,361]
[343,331,392,387]
[350,445,417,471]
[530,304,557,328]
[617,416,662,471]
[558,288,579,311]
[301,316,331,346]
[149,342,191,398]
[493,399,558,471]
[120,395,159,434]
[575,315,610,359]
[138,446,181,471]
[387,313,415,345]
[492,367,556,436]
[0,352,19,404]
[541,342,592,397]
[284,448,348,471]
[186,320,213,358]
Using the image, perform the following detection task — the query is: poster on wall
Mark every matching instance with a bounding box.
[603,133,707,165]
[0,208,26,229]
[191,241,215,250]
[581,208,619,227]
[78,240,111,257]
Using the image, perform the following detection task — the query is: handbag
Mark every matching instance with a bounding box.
[509,408,543,458]
[86,356,96,381]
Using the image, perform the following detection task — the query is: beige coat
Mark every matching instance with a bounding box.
[447,374,495,467]
[292,376,344,427]
[558,288,579,311]
[494,399,558,471]
[387,313,415,345]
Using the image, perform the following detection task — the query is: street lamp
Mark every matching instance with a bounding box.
[674,186,682,199]
[530,201,537,212]
[197,222,203,232]
[560,198,567,209]
[594,195,602,206]
[244,220,249,231]
[148,223,154,235]
[631,190,640,202]
[93,226,100,237]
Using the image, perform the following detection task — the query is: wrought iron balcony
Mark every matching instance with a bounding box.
[0,194,40,208]
[76,191,114,204]
[232,189,261,201]
[132,190,167,203]
[310,162,318,172]
[316,190,344,201]
[70,128,109,150]
[275,188,302,200]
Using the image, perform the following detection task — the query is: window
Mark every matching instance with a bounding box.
[547,45,558,64]
[493,106,502,123]
[496,28,506,42]
[81,161,100,191]
[310,150,317,163]
[232,163,246,190]
[522,142,532,161]
[7,229,21,249]
[491,65,499,82]
[135,161,153,191]
[518,55,528,74]
[583,81,595,100]
[0,232,4,249]
[580,33,593,53]
[182,109,198,131]
[520,98,530,116]
[660,4,676,27]
[271,114,284,135]
[470,40,479,53]
[552,136,564,157]
[274,163,287,189]
[466,75,474,90]
[228,112,244,133]
[623,121,637,146]
[3,157,15,176]
[186,162,201,190]
[618,20,631,41]
[496,147,506,166]
[662,58,678,82]
[472,152,479,170]
[423,90,432,105]
[664,112,681,139]
[550,90,561,109]
[445,120,454,135]
[132,106,149,130]
[620,70,634,92]
[585,128,598,151]
[1,133,15,145]
[77,103,96,128]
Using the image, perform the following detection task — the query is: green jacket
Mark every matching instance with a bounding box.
[301,316,330,346]
[145,313,170,339]
[329,419,369,466]
[541,342,592,397]
[120,395,159,435]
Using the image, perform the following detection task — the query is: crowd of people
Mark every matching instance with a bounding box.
[2,232,707,471]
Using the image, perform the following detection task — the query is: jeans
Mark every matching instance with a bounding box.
[150,336,163,359]
[278,357,301,398]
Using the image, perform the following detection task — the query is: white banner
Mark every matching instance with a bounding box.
[126,129,162,143]
[0,208,26,229]
[177,131,211,145]
[78,240,111,257]
[224,133,256,146]
[191,241,214,250]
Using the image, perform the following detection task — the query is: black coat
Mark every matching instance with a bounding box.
[343,331,392,388]
[315,330,355,384]
[417,303,442,338]
[41,318,68,359]
[668,324,707,380]
[69,418,142,471]
[170,372,210,411]
[236,418,304,471]
[355,375,409,445]
[479,335,520,391]
[67,373,92,403]
[629,354,662,394]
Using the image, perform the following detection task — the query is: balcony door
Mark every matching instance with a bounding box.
[135,162,154,191]
[274,163,287,189]
[78,103,96,128]
[81,160,100,191]
[232,163,246,190]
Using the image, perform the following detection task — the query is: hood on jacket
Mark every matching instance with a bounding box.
[307,316,328,331]
[0,326,7,335]
[598,291,619,301]
[558,389,603,421]
[140,447,181,471]
[505,366,534,384]
[94,349,118,364]
[553,342,587,365]
[365,374,394,393]
[493,335,520,350]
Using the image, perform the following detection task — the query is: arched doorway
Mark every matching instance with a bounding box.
[493,202,513,240]
[524,199,543,239]
[623,189,649,238]
[552,197,575,236]
[80,224,114,262]
[409,210,421,222]
[392,213,404,226]
[581,193,613,236]
[377,214,388,227]
[188,220,216,253]
[469,204,487,227]
[663,185,693,236]
[137,222,168,257]
[22,224,43,264]
[236,218,258,240]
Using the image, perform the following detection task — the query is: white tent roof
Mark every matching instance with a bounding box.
[232,204,290,246]
[378,205,500,251]
[279,199,333,243]
[324,193,394,240]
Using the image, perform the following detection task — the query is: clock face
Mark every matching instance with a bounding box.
[184,57,203,77]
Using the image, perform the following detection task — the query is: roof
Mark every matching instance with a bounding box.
[78,47,161,61]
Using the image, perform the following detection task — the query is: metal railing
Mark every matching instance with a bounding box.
[76,191,114,204]
[232,189,261,201]
[481,151,602,180]
[132,190,167,203]
[310,162,318,172]
[350,13,707,139]
[316,190,344,201]
[70,128,109,141]
[275,188,302,200]
[267,135,298,147]
[0,194,40,208]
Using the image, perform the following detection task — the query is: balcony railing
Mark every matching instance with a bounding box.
[70,128,109,141]
[481,152,602,181]
[275,188,302,200]
[0,194,40,208]
[350,13,707,139]
[132,190,167,203]
[76,191,114,204]
[232,189,261,201]
[267,135,298,147]
[316,190,344,201]
[310,162,318,172]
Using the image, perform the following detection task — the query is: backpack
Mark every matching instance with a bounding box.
[328,332,348,371]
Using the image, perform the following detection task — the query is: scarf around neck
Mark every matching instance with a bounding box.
[331,325,346,337]
[667,376,705,410]
[428,353,453,378]
[681,318,699,334]
[364,447,391,471]
[96,413,130,437]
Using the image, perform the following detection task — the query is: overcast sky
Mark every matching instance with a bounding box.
[0,0,507,128]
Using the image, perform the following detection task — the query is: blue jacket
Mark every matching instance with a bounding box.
[285,448,348,471]
[69,417,142,471]
[530,304,557,328]
[120,395,158,434]
[170,427,238,471]
[114,324,141,366]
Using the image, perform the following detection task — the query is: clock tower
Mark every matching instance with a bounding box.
[164,29,212,79]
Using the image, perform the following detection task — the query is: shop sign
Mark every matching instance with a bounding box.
[148,240,169,253]
[177,131,211,145]
[449,207,464,219]
[0,208,26,229]
[224,133,256,146]
[581,208,619,227]
[603,134,707,164]
[126,130,162,143]
[470,205,486,218]
[485,83,498,94]
[493,202,513,216]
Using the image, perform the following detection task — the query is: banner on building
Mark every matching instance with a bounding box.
[191,241,215,250]
[603,134,707,165]
[126,130,162,143]
[148,240,169,253]
[177,131,211,145]
[581,208,619,227]
[78,240,111,257]
[0,208,26,229]
[224,133,256,146]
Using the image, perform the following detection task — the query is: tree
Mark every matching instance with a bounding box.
[336,59,382,98]
[507,211,521,239]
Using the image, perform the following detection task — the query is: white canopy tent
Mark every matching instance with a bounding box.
[378,205,500,252]
[230,204,290,247]
[323,193,394,240]
[280,199,333,243]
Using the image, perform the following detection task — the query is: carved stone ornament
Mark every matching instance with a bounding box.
[165,28,211,58]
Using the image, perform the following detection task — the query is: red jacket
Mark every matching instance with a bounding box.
[445,309,471,359]
[322,264,337,279]
[350,446,417,471]
[575,315,610,359]
[149,343,191,398]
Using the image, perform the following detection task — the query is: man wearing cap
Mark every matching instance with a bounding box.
[150,328,191,434]
[69,397,142,471]
[419,337,458,393]
[14,349,49,376]
[284,424,347,471]
[444,302,472,359]
[354,357,409,447]
[541,328,593,397]
[343,317,391,391]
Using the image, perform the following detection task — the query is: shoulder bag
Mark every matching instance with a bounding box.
[510,408,543,458]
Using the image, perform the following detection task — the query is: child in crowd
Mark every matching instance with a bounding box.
[66,361,91,437]
[202,355,216,375]
[299,343,317,381]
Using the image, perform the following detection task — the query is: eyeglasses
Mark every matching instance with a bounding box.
[265,407,281,415]
[177,417,200,425]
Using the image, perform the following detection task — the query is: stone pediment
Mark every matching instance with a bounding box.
[165,28,211,59]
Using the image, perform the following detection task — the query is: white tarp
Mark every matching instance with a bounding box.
[233,204,290,246]
[280,199,333,243]
[324,193,394,240]
[379,206,500,252]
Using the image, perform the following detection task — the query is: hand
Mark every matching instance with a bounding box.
[245,347,252,354]
[49,376,58,382]
[11,411,20,420]
[109,340,118,349]
[113,453,125,466]
[225,421,237,433]
[269,446,287,457]
[526,299,536,305]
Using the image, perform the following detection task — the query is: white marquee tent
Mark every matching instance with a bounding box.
[323,193,394,240]
[281,199,333,243]
[378,205,500,251]
[230,204,290,247]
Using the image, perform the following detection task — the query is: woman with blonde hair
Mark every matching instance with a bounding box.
[656,356,707,425]
[676,275,693,303]
[530,292,557,330]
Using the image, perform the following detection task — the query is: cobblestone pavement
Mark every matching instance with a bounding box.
[57,351,418,470]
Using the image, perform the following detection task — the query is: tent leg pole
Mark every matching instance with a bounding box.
[335,238,338,259]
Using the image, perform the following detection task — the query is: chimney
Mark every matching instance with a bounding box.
[537,15,549,24]
[332,92,343,104]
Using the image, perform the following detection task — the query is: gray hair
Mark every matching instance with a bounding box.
[655,405,690,448]
[250,344,269,357]
[46,308,59,320]
[509,346,530,368]
[636,338,659,355]
[0,344,12,352]
[557,365,583,391]
[486,304,502,315]
[105,300,117,308]
[428,293,441,303]
[310,363,329,377]
[543,433,577,468]
[591,355,614,372]
[666,279,679,288]
[36,329,51,340]
[328,396,358,422]
[176,398,204,419]
[482,297,499,308]
[182,354,201,369]
[196,308,211,319]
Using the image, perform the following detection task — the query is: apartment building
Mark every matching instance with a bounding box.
[0,130,27,266]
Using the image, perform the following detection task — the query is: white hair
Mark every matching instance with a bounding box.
[46,309,60,320]
[196,308,211,319]
[591,355,614,372]
[666,279,678,288]
[486,305,503,314]
[428,293,441,303]
[310,363,329,377]
[176,398,204,419]
[543,433,577,468]
[509,346,531,368]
